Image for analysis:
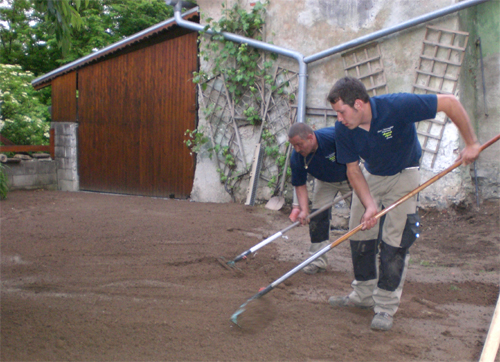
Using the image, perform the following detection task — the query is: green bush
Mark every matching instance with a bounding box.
[0,163,8,200]
[0,64,51,145]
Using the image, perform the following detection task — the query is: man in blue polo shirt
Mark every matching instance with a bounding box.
[327,77,480,331]
[289,122,351,274]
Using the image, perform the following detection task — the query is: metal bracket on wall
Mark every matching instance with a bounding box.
[412,25,469,169]
[342,42,389,96]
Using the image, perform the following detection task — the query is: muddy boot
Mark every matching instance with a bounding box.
[328,295,374,309]
[302,240,329,274]
[370,312,393,331]
[303,264,326,274]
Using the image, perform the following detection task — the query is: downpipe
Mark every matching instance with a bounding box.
[165,0,308,124]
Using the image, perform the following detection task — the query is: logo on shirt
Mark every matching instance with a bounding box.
[378,126,393,140]
[325,152,336,162]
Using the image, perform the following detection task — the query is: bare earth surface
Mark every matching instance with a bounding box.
[1,189,499,362]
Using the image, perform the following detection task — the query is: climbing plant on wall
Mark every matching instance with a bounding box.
[193,1,273,100]
[187,1,297,200]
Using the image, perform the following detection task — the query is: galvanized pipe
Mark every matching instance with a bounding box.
[304,0,491,64]
[168,0,490,125]
[168,1,308,124]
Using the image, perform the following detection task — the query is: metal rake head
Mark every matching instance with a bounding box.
[216,256,243,273]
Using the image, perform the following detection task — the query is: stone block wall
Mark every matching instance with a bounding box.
[2,122,80,192]
[3,158,57,190]
[53,122,79,192]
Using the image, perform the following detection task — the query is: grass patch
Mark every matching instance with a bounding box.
[409,258,436,267]
[419,260,433,267]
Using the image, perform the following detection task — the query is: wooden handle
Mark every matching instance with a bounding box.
[479,293,500,362]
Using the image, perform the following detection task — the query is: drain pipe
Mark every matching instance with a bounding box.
[166,0,308,124]
[168,0,490,123]
[304,0,491,64]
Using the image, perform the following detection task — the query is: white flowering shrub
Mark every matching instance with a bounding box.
[0,64,50,145]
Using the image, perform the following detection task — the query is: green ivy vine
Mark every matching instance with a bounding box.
[261,129,290,190]
[194,1,275,99]
[184,128,209,155]
[0,163,9,200]
[187,1,291,198]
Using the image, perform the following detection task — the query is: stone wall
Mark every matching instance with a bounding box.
[2,122,79,192]
[53,122,79,192]
[191,0,498,208]
[459,0,500,202]
[3,156,57,190]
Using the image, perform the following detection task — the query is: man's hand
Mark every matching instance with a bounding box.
[346,162,378,230]
[437,94,480,166]
[289,206,301,222]
[298,210,310,225]
[456,142,481,166]
[360,204,378,230]
[294,185,310,225]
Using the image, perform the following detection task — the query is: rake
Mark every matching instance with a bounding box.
[231,133,500,327]
[220,191,352,269]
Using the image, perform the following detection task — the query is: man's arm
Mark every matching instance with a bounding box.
[437,94,480,165]
[346,161,378,230]
[295,184,310,225]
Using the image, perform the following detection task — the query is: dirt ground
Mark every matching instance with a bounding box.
[1,189,499,362]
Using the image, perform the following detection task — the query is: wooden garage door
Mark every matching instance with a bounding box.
[77,32,198,198]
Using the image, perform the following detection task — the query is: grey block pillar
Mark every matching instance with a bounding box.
[53,122,79,192]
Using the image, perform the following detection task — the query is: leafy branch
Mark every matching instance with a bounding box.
[196,1,275,120]
[184,127,209,155]
[0,163,8,200]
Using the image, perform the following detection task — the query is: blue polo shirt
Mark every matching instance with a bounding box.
[291,127,348,186]
[335,93,437,176]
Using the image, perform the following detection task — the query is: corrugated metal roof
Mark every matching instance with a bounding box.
[32,7,199,89]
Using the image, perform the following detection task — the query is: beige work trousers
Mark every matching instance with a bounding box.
[347,167,420,316]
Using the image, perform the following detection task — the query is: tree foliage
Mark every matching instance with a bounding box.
[31,0,88,57]
[0,64,51,145]
[0,162,8,200]
[196,1,273,101]
[0,0,174,145]
[0,0,174,76]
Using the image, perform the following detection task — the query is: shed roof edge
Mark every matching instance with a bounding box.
[32,7,199,88]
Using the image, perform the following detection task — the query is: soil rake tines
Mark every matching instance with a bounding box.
[223,192,352,269]
[230,133,500,328]
[216,256,243,274]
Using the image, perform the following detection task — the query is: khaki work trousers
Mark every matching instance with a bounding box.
[347,167,420,315]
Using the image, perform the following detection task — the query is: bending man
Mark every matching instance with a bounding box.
[327,77,480,331]
[289,123,352,274]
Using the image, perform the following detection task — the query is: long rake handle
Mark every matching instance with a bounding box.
[242,133,500,301]
[230,191,353,263]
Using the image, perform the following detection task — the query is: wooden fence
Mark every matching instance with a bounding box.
[0,129,55,159]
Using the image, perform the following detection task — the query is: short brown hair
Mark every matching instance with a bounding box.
[327,76,370,107]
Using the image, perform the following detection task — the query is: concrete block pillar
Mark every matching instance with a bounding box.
[53,122,79,192]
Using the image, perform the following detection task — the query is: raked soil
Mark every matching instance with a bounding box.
[1,189,499,361]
